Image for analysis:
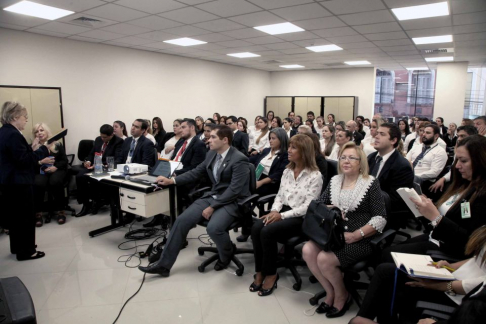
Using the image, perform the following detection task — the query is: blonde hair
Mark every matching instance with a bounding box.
[1,101,27,125]
[338,142,369,178]
[298,125,312,134]
[288,134,318,172]
[32,123,58,152]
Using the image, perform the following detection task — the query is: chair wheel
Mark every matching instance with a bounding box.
[198,250,204,256]
[309,276,318,284]
[235,269,244,276]
[293,282,301,291]
[198,266,205,273]
[309,297,318,306]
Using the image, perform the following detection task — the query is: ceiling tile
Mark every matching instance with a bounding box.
[453,12,486,26]
[34,21,92,35]
[312,27,358,38]
[352,22,403,34]
[114,0,186,14]
[177,0,214,4]
[326,34,368,44]
[214,39,255,47]
[339,41,377,49]
[232,45,269,51]
[128,16,183,30]
[374,39,413,47]
[406,27,453,39]
[0,11,48,28]
[381,45,418,52]
[197,43,230,51]
[453,23,486,34]
[220,28,265,39]
[271,3,333,21]
[110,36,155,45]
[137,30,178,41]
[194,19,246,32]
[196,33,235,42]
[67,35,104,43]
[57,13,119,27]
[264,42,300,50]
[347,47,386,54]
[0,22,28,30]
[365,31,408,41]
[102,40,134,47]
[247,0,313,10]
[158,7,219,24]
[162,25,212,37]
[245,35,287,44]
[275,31,317,41]
[28,28,69,37]
[196,0,262,17]
[451,0,486,15]
[229,11,285,27]
[292,38,329,46]
[387,50,420,56]
[339,10,395,25]
[33,0,105,12]
[279,47,309,54]
[399,16,452,30]
[454,32,486,42]
[100,23,152,36]
[83,4,149,22]
[320,0,386,15]
[141,41,173,49]
[292,16,347,30]
[383,0,445,9]
[77,29,124,41]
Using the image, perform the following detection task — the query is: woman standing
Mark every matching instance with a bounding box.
[160,119,182,159]
[152,117,166,147]
[0,102,51,260]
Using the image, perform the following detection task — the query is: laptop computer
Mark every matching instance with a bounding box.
[134,160,172,183]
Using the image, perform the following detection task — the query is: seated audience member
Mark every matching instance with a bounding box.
[171,119,206,175]
[219,115,227,125]
[335,121,345,132]
[247,115,261,136]
[315,116,325,139]
[139,125,250,277]
[363,118,370,128]
[250,134,323,296]
[320,125,337,158]
[350,226,486,324]
[445,122,458,149]
[307,111,317,127]
[238,117,248,128]
[205,118,216,125]
[355,115,369,138]
[404,118,424,152]
[346,120,363,145]
[226,115,249,155]
[436,117,448,138]
[113,120,127,139]
[292,115,303,132]
[298,124,312,135]
[329,130,352,161]
[410,121,447,150]
[305,119,318,134]
[302,142,386,318]
[288,111,295,120]
[160,119,182,159]
[398,119,411,142]
[407,124,448,184]
[473,116,486,136]
[152,117,166,147]
[144,119,156,145]
[201,123,215,150]
[121,119,156,167]
[462,118,474,126]
[237,119,247,134]
[361,118,383,156]
[383,135,486,261]
[75,124,124,217]
[32,123,69,226]
[270,116,282,129]
[306,133,328,178]
[212,113,221,124]
[368,123,414,229]
[327,113,336,127]
[249,117,269,155]
[195,116,204,135]
[266,111,274,126]
[283,118,296,138]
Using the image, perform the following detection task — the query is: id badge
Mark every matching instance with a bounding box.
[461,202,471,219]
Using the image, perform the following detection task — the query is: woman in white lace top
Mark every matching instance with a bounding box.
[302,142,387,318]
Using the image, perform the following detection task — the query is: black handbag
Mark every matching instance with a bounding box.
[302,200,345,252]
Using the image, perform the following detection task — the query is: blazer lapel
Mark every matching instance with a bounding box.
[216,147,233,184]
[207,151,217,183]
[378,150,397,180]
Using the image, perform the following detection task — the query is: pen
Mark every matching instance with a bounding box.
[431,262,455,273]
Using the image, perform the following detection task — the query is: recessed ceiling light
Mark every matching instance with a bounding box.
[163,37,207,46]
[392,2,449,21]
[280,65,304,69]
[227,52,260,58]
[425,56,454,62]
[4,1,74,20]
[344,61,371,65]
[412,35,453,45]
[306,44,343,52]
[406,67,429,71]
[254,22,304,35]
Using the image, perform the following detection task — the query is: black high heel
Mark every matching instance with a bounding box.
[249,274,263,292]
[326,294,353,318]
[258,274,279,297]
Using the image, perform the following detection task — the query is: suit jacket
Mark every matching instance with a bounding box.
[439,125,448,139]
[353,131,363,146]
[249,148,289,185]
[0,124,49,185]
[368,150,414,213]
[175,146,251,216]
[121,135,156,167]
[232,130,249,156]
[170,136,207,176]
[86,135,124,165]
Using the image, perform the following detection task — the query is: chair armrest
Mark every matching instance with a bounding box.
[417,301,456,315]
[257,194,277,205]
[238,194,260,207]
[66,154,75,166]
[421,309,451,321]
[426,250,462,263]
[370,229,396,250]
[187,186,211,202]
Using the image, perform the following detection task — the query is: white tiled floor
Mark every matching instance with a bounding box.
[0,201,363,324]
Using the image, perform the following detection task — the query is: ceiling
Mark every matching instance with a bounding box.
[0,0,485,71]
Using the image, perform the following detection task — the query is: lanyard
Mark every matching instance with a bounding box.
[417,143,438,162]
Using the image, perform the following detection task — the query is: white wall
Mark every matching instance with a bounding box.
[0,28,270,155]
[434,62,469,126]
[270,67,377,117]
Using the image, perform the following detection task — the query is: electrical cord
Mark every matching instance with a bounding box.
[112,272,146,324]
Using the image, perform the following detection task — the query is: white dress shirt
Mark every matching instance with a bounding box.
[271,168,323,219]
[363,125,371,139]
[145,133,156,145]
[413,136,447,150]
[328,144,340,161]
[160,136,179,159]
[250,129,270,152]
[173,136,194,162]
[260,150,279,175]
[361,136,376,156]
[406,142,448,180]
[403,132,417,153]
[125,136,140,164]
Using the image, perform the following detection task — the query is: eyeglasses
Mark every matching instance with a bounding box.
[339,156,360,162]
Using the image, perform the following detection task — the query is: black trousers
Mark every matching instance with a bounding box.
[75,168,102,204]
[357,263,456,324]
[1,185,36,257]
[251,214,302,276]
[34,170,67,212]
[382,233,438,263]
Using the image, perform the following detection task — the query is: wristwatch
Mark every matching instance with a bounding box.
[431,215,443,227]
[446,281,456,296]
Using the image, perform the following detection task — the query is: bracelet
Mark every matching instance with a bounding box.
[359,228,365,238]
[446,281,456,296]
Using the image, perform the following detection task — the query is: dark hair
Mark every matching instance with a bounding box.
[305,119,317,132]
[182,118,197,130]
[205,118,216,124]
[213,113,221,124]
[336,121,346,130]
[457,125,478,136]
[204,123,217,131]
[284,117,292,124]
[307,111,315,117]
[266,110,274,120]
[462,118,474,126]
[100,124,114,136]
[323,125,336,157]
[256,117,269,144]
[135,119,148,131]
[269,128,288,155]
[152,117,164,134]
[114,120,128,137]
[364,118,370,124]
[327,114,335,122]
[474,116,486,123]
[288,111,295,117]
[380,122,401,148]
[227,115,238,123]
[238,119,247,133]
[425,124,440,135]
[436,117,444,123]
[398,119,411,136]
[356,115,364,122]
[220,116,227,124]
[305,133,323,157]
[214,125,233,144]
[294,115,303,125]
[340,129,353,141]
[272,116,282,128]
[238,117,248,126]
[195,116,204,131]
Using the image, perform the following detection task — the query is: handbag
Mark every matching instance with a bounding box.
[302,200,345,252]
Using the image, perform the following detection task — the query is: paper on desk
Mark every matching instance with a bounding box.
[170,161,182,175]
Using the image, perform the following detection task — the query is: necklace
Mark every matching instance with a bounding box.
[339,176,361,217]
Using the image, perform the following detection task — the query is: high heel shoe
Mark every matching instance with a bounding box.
[258,274,279,297]
[35,213,43,227]
[249,274,263,292]
[326,294,353,318]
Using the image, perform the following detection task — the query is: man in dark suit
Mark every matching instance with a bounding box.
[346,120,363,145]
[121,119,156,167]
[435,117,448,139]
[138,125,250,277]
[75,124,124,217]
[226,115,249,155]
[368,122,414,230]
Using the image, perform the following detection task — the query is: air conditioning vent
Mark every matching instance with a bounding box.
[423,48,454,54]
[68,16,110,28]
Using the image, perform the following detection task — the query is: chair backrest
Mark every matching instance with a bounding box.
[381,190,392,217]
[324,159,338,189]
[66,154,75,166]
[248,162,256,195]
[413,182,422,194]
[77,139,94,162]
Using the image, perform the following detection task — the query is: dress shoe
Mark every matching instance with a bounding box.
[138,264,170,277]
[236,234,250,242]
[214,258,231,271]
[148,249,163,264]
[326,294,353,318]
[75,202,92,217]
[143,215,163,228]
[258,274,279,297]
[17,251,45,261]
[316,302,333,314]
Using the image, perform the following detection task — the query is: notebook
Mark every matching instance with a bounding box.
[391,252,455,280]
[47,128,68,144]
[397,187,423,218]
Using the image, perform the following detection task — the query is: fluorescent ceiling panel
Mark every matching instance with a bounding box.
[253,22,304,35]
[306,44,343,52]
[344,61,371,65]
[163,37,207,46]
[4,1,74,20]
[391,2,449,21]
[227,52,260,58]
[406,67,429,71]
[412,35,453,45]
[425,56,454,62]
[280,65,304,69]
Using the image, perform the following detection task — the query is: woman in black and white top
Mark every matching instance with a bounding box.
[302,142,386,318]
[250,134,323,297]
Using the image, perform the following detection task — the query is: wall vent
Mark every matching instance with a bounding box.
[68,16,111,28]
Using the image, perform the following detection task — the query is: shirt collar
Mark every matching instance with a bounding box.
[379,149,395,164]
[233,129,238,134]
[219,147,230,160]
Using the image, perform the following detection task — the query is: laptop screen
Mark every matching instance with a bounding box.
[150,160,171,178]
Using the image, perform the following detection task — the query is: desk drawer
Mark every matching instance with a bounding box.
[120,189,170,217]
[120,188,146,205]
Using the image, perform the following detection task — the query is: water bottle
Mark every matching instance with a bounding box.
[94,153,103,174]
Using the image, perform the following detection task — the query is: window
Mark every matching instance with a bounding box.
[464,67,486,119]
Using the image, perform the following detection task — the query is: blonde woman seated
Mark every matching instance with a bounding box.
[302,142,386,318]
[360,118,383,156]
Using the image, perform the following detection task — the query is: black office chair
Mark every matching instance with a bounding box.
[194,163,260,276]
[70,140,95,197]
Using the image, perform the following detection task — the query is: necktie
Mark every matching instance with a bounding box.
[370,155,383,177]
[213,154,222,182]
[174,140,187,162]
[129,139,135,157]
[101,143,107,155]
[412,145,430,168]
